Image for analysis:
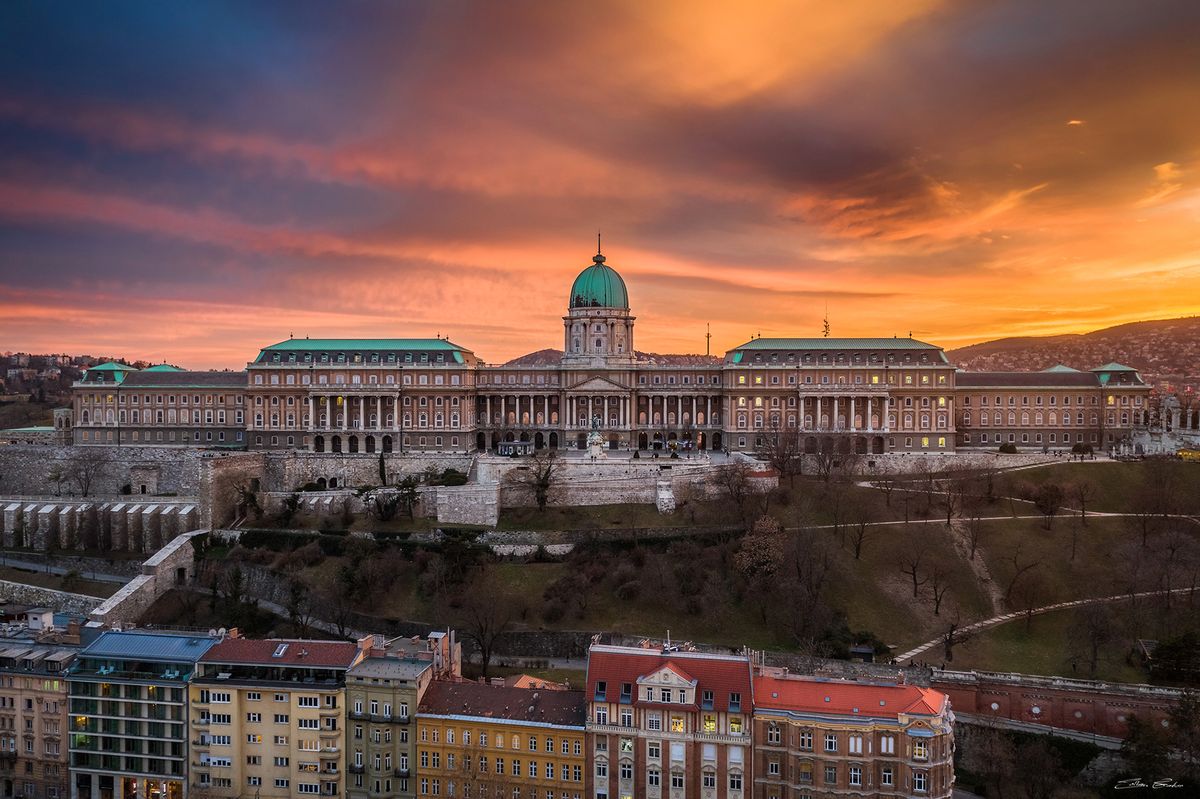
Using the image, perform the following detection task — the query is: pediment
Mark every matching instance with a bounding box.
[637,664,697,688]
[568,376,628,392]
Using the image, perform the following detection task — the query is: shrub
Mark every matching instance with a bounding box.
[999,443,1018,454]
[541,599,567,624]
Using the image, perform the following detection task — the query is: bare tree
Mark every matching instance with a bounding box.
[711,460,759,525]
[1072,480,1097,526]
[849,503,874,560]
[780,527,834,644]
[761,419,803,486]
[457,573,519,679]
[1033,482,1064,530]
[900,546,927,599]
[66,450,109,498]
[504,449,562,512]
[1068,604,1115,677]
[928,565,952,615]
[964,513,985,561]
[1001,544,1039,606]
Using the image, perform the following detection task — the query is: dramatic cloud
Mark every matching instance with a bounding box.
[1,0,1198,366]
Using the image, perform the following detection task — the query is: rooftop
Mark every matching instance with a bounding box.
[79,630,218,664]
[200,638,362,669]
[121,370,247,389]
[418,681,585,727]
[729,337,942,352]
[586,645,753,713]
[955,371,1100,388]
[754,674,948,719]
[259,338,470,353]
[347,656,432,681]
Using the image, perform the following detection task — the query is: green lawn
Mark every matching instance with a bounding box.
[948,605,1147,682]
[0,564,119,598]
[1005,460,1200,513]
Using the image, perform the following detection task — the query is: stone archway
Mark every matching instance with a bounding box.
[491,432,500,449]
[317,477,327,489]
[576,432,587,449]
[365,436,376,453]
[549,432,559,449]
[314,435,325,453]
[519,432,530,442]
[331,435,342,453]
[476,432,486,451]
[382,435,393,452]
[872,436,885,454]
[348,436,359,453]
[534,432,545,449]
[504,432,515,442]
[712,432,723,450]
[638,432,648,449]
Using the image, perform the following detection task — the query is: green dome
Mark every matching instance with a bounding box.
[569,254,629,309]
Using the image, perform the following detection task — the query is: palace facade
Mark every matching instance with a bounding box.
[68,250,1150,455]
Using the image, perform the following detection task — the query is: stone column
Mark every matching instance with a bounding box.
[850,397,856,431]
[707,396,712,425]
[376,396,381,430]
[342,397,348,431]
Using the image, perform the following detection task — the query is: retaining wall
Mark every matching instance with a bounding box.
[0,580,103,615]
[88,530,206,625]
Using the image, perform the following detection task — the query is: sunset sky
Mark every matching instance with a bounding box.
[2,0,1198,369]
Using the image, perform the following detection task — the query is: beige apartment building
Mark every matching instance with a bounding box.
[0,641,75,799]
[68,249,1151,455]
[189,637,366,799]
[345,632,460,799]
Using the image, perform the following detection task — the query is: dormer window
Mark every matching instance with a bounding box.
[594,681,607,702]
[729,692,742,712]
[620,683,632,703]
[701,690,714,710]
[660,689,671,703]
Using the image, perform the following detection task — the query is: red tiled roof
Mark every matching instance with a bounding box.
[200,638,361,669]
[418,681,585,727]
[586,646,752,713]
[754,675,947,719]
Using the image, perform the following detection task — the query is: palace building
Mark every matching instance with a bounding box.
[67,249,1150,455]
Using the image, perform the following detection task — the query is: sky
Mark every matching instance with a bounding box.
[1,0,1198,369]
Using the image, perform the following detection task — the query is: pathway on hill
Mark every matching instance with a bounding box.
[893,586,1199,664]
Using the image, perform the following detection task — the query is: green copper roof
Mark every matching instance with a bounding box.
[1042,364,1081,373]
[143,364,184,372]
[261,338,467,352]
[84,362,138,383]
[731,337,942,351]
[569,254,629,309]
[1091,362,1137,372]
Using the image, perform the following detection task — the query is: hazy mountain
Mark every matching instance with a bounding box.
[949,317,1200,387]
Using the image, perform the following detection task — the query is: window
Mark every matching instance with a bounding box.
[798,730,812,750]
[881,766,893,786]
[824,733,837,752]
[849,766,861,786]
[913,740,928,760]
[729,773,742,790]
[914,771,928,792]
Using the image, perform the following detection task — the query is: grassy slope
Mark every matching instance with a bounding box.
[0,564,119,598]
[1003,460,1200,513]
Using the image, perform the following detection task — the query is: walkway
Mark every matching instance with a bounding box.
[894,586,1199,664]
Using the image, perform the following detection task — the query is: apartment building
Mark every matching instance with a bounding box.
[585,644,754,799]
[68,630,219,799]
[752,671,954,799]
[415,681,587,799]
[0,641,76,799]
[189,637,366,799]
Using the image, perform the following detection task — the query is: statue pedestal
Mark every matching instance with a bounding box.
[586,430,607,460]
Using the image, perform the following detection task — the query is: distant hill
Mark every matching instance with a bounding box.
[949,317,1200,387]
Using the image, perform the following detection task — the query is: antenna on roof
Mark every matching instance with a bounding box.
[706,323,711,357]
[597,229,602,255]
[823,302,830,338]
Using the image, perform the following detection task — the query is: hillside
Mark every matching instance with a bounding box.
[948,316,1200,386]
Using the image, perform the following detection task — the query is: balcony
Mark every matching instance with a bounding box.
[349,711,368,721]
[348,765,364,774]
[393,768,410,778]
[695,731,751,745]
